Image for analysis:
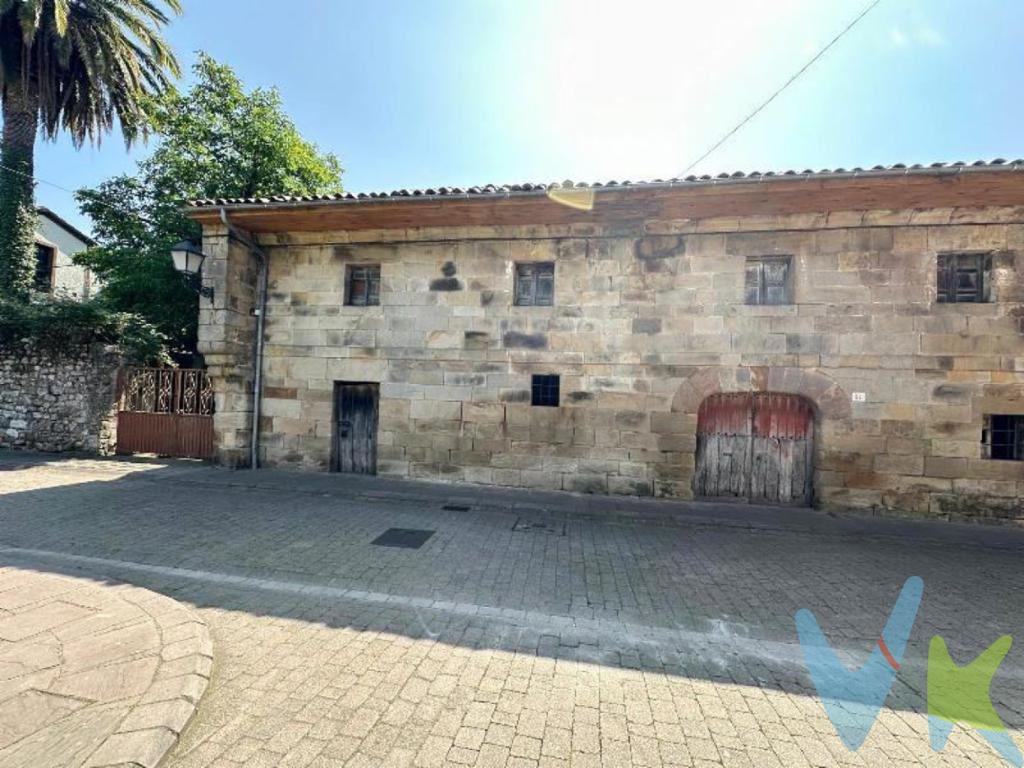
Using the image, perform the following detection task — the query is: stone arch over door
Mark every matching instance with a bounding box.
[669,366,852,420]
[655,366,852,502]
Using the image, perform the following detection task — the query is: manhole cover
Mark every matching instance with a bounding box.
[442,504,471,512]
[512,518,566,536]
[371,528,435,549]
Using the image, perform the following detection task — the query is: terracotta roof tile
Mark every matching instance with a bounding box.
[187,159,1024,209]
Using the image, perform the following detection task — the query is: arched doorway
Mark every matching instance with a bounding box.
[694,392,814,505]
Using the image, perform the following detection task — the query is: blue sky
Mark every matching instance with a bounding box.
[33,0,1024,234]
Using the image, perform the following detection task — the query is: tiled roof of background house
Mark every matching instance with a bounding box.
[187,159,1024,209]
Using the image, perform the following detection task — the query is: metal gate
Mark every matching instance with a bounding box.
[694,392,814,505]
[116,368,215,459]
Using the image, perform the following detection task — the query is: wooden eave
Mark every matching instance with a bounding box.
[185,170,1024,234]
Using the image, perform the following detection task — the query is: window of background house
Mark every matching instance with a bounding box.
[345,264,380,306]
[937,253,991,303]
[745,256,792,305]
[531,374,560,407]
[34,244,55,293]
[983,415,1023,461]
[515,262,554,306]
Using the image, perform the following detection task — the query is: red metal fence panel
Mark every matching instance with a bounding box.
[116,368,215,460]
[116,412,215,459]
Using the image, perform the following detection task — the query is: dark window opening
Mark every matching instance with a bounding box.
[346,264,381,306]
[34,244,55,293]
[937,253,991,304]
[745,256,792,305]
[515,262,554,306]
[531,374,560,407]
[983,415,1023,461]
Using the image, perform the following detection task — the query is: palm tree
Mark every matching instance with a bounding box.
[0,0,181,299]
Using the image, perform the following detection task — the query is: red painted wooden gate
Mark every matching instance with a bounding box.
[116,368,215,459]
[694,392,814,505]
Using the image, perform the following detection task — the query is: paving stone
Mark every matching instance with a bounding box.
[0,561,210,768]
[0,601,94,642]
[0,690,87,749]
[4,455,1024,767]
[0,701,128,768]
[50,656,158,701]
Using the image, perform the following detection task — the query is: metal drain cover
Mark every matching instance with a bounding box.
[442,504,471,512]
[371,528,435,549]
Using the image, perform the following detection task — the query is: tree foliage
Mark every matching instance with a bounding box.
[0,0,181,298]
[77,53,343,359]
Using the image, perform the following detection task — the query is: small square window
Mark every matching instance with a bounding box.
[34,244,54,293]
[983,415,1023,461]
[531,374,560,407]
[346,264,380,306]
[515,262,554,306]
[937,253,991,303]
[744,256,792,305]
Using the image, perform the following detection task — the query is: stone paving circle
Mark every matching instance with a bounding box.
[0,566,212,768]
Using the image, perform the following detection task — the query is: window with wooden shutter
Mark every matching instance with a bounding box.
[744,256,792,305]
[345,265,381,306]
[936,253,991,303]
[515,262,554,306]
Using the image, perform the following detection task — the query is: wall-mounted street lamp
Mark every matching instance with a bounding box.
[170,241,214,301]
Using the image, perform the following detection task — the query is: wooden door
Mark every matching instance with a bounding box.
[332,383,379,474]
[694,392,813,505]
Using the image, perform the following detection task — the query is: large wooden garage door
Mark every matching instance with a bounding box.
[694,392,814,505]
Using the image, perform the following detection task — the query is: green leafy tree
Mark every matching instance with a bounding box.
[0,0,181,299]
[77,53,343,358]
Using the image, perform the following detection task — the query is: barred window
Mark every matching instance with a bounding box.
[745,256,792,305]
[515,262,554,306]
[345,265,380,306]
[937,253,991,304]
[983,415,1023,461]
[531,374,560,407]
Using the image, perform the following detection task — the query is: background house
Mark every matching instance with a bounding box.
[34,206,96,299]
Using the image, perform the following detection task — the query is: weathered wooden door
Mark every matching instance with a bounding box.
[332,383,379,474]
[694,392,813,505]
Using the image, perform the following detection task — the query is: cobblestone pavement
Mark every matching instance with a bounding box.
[1,452,1023,768]
[0,565,211,768]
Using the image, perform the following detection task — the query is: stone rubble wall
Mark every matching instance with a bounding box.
[198,208,1024,522]
[0,341,121,453]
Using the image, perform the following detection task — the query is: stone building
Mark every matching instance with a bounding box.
[187,162,1024,521]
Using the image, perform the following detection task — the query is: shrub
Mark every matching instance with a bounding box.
[0,296,169,365]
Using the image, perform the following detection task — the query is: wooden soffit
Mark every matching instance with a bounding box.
[185,170,1024,234]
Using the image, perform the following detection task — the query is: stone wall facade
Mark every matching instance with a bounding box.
[196,227,261,467]
[0,341,121,453]
[197,204,1024,523]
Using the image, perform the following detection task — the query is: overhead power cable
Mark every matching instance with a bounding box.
[0,159,163,232]
[676,0,883,178]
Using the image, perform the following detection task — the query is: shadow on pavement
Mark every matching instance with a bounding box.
[2,450,1024,729]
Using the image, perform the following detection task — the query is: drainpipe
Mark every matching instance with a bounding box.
[219,208,268,470]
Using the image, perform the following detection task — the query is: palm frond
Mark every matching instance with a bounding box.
[1,0,181,146]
